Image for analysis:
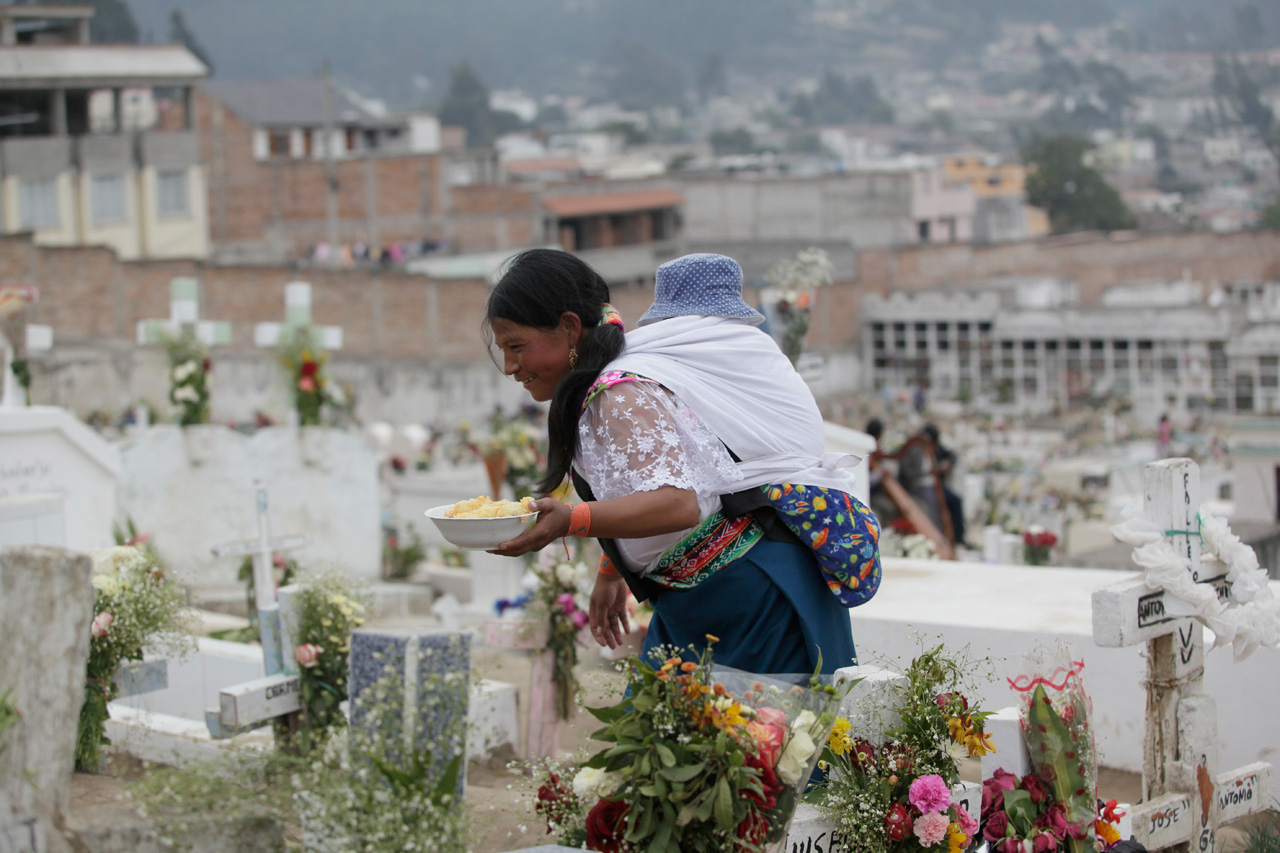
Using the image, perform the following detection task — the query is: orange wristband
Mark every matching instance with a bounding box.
[598,554,619,576]
[568,502,592,537]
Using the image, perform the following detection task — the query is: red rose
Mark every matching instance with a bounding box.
[201,357,211,372]
[534,773,575,834]
[1033,831,1058,853]
[984,810,1009,843]
[301,360,319,377]
[744,753,781,811]
[585,799,629,853]
[983,768,1020,818]
[1021,772,1048,804]
[885,802,914,842]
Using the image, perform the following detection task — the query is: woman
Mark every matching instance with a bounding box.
[486,249,858,675]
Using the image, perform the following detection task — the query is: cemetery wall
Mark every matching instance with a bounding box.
[13,228,1280,421]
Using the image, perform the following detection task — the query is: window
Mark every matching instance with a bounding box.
[269,131,290,157]
[19,178,59,230]
[90,174,127,226]
[157,170,189,218]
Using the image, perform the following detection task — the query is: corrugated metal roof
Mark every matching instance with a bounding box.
[543,188,683,218]
[201,79,387,129]
[0,44,207,88]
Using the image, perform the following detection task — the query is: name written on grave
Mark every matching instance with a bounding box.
[1219,773,1257,811]
[265,679,300,701]
[791,830,846,853]
[1148,800,1189,835]
[0,457,66,500]
[1136,575,1233,629]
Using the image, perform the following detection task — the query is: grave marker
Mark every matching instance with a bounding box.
[1092,458,1276,852]
[253,282,343,351]
[136,277,231,347]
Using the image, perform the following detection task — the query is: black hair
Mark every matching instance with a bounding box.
[865,418,884,440]
[923,423,940,444]
[485,249,624,495]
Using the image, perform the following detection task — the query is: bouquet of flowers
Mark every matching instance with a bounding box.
[292,572,370,751]
[278,326,330,426]
[532,640,842,852]
[763,246,833,365]
[807,646,995,853]
[78,545,193,770]
[983,655,1104,853]
[166,335,211,426]
[1022,527,1058,566]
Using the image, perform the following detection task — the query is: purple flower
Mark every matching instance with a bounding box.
[557,592,576,615]
[909,774,952,814]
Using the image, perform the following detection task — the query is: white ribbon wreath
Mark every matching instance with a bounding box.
[1111,507,1280,661]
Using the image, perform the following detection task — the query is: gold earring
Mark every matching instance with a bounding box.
[569,346,579,369]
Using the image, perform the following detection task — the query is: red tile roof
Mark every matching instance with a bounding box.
[543,188,684,218]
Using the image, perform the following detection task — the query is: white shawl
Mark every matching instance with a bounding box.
[605,316,860,494]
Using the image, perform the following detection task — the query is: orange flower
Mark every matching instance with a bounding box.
[713,684,727,696]
[680,662,698,672]
[657,672,669,681]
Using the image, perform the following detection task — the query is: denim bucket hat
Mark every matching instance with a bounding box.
[637,253,766,327]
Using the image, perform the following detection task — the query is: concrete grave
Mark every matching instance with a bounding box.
[0,407,119,553]
[348,628,471,796]
[0,546,95,853]
[117,425,379,586]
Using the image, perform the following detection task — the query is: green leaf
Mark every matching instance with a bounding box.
[659,762,706,782]
[715,729,727,757]
[714,776,734,831]
[1003,789,1038,834]
[650,817,673,852]
[655,742,676,767]
[587,704,626,724]
[654,773,668,798]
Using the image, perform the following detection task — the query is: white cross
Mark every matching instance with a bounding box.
[136,276,232,346]
[1092,458,1275,851]
[252,281,343,351]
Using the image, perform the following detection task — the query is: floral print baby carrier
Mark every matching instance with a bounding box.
[582,371,882,607]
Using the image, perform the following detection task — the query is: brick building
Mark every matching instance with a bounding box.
[166,82,541,264]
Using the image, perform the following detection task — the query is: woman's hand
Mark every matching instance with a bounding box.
[488,497,571,557]
[589,573,631,649]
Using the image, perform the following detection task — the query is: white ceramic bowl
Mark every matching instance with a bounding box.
[424,504,537,550]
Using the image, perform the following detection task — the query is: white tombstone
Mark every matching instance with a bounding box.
[0,407,119,552]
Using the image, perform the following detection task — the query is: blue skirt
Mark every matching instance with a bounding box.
[639,537,857,676]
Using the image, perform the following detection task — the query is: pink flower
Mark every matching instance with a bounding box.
[295,643,323,668]
[298,376,317,392]
[955,804,979,840]
[1033,831,1058,853]
[909,774,952,814]
[746,719,786,767]
[914,811,950,847]
[984,811,1009,843]
[755,706,788,727]
[571,610,589,629]
[91,612,113,638]
[1022,772,1048,804]
[983,768,1021,818]
[556,592,576,615]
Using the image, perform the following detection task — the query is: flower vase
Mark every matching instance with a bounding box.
[483,451,508,500]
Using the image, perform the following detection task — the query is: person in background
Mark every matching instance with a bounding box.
[865,418,895,522]
[923,423,967,550]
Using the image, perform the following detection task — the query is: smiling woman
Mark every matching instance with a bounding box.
[482,248,862,678]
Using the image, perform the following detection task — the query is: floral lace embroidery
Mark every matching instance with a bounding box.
[575,380,740,502]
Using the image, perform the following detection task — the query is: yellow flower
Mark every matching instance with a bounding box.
[828,717,853,756]
[947,825,966,853]
[965,728,995,757]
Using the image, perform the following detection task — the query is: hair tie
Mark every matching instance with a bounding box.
[600,303,625,332]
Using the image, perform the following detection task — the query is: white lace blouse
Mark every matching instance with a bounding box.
[573,379,740,574]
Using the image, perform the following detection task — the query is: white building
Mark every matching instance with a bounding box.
[861,277,1274,417]
[0,4,210,260]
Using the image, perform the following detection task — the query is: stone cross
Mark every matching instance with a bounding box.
[785,663,982,852]
[207,483,307,741]
[1092,458,1275,852]
[136,276,231,347]
[253,282,344,351]
[348,628,471,797]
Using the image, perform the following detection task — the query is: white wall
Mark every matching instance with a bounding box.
[855,558,1280,774]
[116,425,381,587]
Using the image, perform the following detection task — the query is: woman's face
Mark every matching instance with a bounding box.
[490,317,575,403]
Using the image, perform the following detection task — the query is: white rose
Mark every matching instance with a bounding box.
[776,728,817,785]
[572,766,622,800]
[91,573,120,598]
[173,385,199,403]
[93,545,144,577]
[792,710,816,732]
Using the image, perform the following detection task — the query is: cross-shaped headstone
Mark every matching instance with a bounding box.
[136,276,231,347]
[253,281,343,351]
[484,618,561,759]
[1092,458,1275,852]
[207,482,308,740]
